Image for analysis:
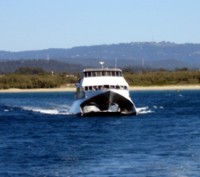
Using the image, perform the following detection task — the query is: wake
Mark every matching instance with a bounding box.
[2,104,162,116]
[22,106,154,116]
[136,105,164,114]
[136,106,154,114]
[22,105,71,115]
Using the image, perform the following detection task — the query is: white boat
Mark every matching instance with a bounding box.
[69,63,137,116]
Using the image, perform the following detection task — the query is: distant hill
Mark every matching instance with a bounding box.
[1,42,200,69]
[0,60,83,74]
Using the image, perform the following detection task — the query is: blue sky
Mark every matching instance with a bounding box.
[0,0,200,51]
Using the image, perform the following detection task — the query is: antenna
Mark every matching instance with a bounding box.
[142,58,145,68]
[46,54,50,61]
[99,61,105,68]
[115,58,118,68]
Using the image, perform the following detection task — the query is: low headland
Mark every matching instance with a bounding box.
[0,67,200,93]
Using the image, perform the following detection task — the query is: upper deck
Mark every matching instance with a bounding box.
[83,68,123,77]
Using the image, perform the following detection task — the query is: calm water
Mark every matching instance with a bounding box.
[0,90,200,177]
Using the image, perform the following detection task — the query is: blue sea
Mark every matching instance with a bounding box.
[0,90,200,177]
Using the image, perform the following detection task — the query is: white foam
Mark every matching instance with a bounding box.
[22,106,71,115]
[136,106,154,114]
[32,108,60,115]
[154,105,164,109]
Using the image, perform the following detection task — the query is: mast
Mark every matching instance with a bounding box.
[99,61,105,68]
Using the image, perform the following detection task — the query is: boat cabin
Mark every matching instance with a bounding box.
[83,68,123,77]
[75,68,129,99]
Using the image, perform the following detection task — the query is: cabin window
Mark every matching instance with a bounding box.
[115,71,122,76]
[84,85,127,90]
[84,72,91,77]
[84,70,123,77]
[104,85,109,89]
[107,71,111,76]
[91,72,95,76]
[96,71,101,76]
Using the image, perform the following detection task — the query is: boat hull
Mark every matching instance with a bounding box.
[77,111,137,117]
[70,90,137,116]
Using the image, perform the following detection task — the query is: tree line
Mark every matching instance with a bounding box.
[0,67,200,89]
[0,67,78,89]
[124,69,200,86]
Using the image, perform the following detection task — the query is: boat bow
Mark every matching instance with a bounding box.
[80,90,136,116]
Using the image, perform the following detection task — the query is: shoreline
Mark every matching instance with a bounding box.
[0,85,200,93]
[130,85,200,91]
[0,87,75,93]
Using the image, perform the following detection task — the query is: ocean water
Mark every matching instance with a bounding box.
[0,90,200,177]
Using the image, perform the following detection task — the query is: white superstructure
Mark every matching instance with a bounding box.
[69,66,137,116]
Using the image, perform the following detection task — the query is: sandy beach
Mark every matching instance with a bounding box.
[130,85,200,91]
[0,87,75,93]
[0,85,200,93]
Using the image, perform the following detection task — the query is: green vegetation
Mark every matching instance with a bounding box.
[0,67,78,89]
[0,74,78,89]
[0,67,200,89]
[14,67,47,75]
[124,70,200,86]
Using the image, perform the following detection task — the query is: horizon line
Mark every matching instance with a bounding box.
[1,41,200,52]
